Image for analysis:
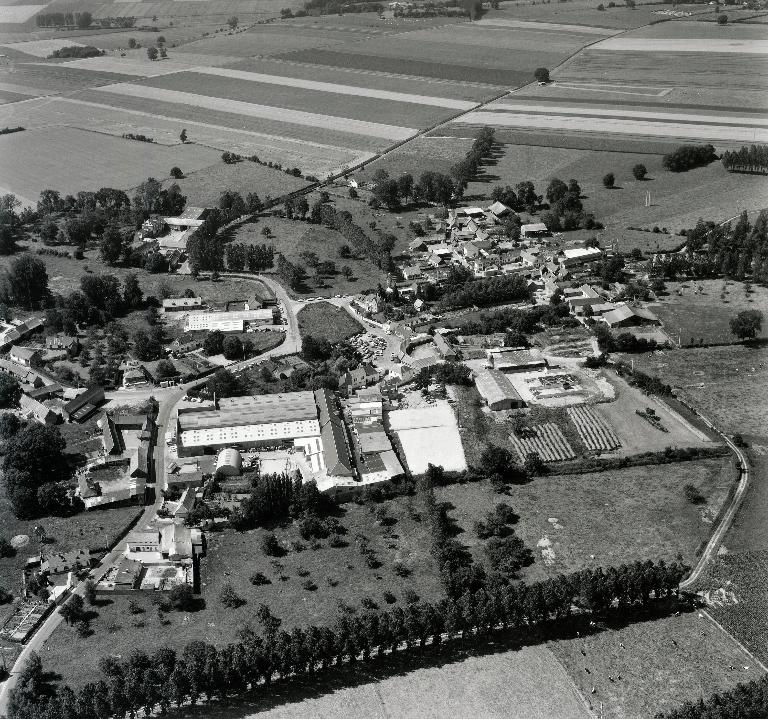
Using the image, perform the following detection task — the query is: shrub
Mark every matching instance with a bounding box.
[684,483,705,505]
[261,533,284,556]
[249,572,271,586]
[632,163,647,180]
[383,591,397,604]
[717,13,727,23]
[219,582,245,608]
[302,579,317,591]
[169,166,184,179]
[403,588,420,604]
[128,599,144,614]
[602,172,615,188]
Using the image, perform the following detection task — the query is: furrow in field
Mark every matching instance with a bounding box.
[92,83,417,141]
[453,111,768,143]
[488,102,768,128]
[191,66,477,110]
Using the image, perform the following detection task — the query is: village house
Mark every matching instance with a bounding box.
[9,346,40,367]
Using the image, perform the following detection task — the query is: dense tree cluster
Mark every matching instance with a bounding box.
[455,301,572,337]
[437,274,530,311]
[1,423,76,518]
[0,256,49,309]
[594,324,660,353]
[721,144,768,174]
[654,676,768,719]
[35,10,92,27]
[653,210,768,283]
[275,254,305,291]
[662,144,717,172]
[48,45,102,59]
[224,243,274,273]
[413,361,472,389]
[0,194,22,256]
[730,309,763,340]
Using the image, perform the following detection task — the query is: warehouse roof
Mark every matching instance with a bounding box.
[321,420,354,477]
[603,303,659,326]
[475,369,522,405]
[181,392,317,431]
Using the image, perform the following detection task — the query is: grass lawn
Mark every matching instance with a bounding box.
[297,302,363,343]
[650,279,768,346]
[38,494,443,687]
[438,457,737,583]
[627,344,768,435]
[550,610,762,719]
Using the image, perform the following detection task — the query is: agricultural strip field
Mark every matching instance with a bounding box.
[33,53,239,76]
[138,69,474,126]
[0,126,222,205]
[627,344,768,436]
[0,62,136,93]
[167,645,590,719]
[438,457,736,583]
[510,424,576,463]
[92,83,417,140]
[551,611,762,719]
[650,279,768,346]
[453,109,768,144]
[225,57,497,103]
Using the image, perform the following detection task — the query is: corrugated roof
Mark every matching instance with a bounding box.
[181,392,317,431]
[475,369,522,405]
[321,420,354,477]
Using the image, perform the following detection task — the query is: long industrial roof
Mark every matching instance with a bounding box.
[475,369,522,404]
[180,392,318,431]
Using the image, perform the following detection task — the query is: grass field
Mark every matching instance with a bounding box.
[296,302,363,342]
[438,457,735,584]
[628,344,768,436]
[650,279,768,346]
[38,494,442,687]
[0,125,221,206]
[551,610,762,719]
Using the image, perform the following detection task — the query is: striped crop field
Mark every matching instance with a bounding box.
[510,424,576,463]
[567,406,621,452]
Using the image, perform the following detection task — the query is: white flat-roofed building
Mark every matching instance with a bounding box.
[178,392,320,453]
[559,246,603,267]
[163,297,203,312]
[486,347,547,373]
[184,309,275,332]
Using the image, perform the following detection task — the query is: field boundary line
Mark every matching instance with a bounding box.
[546,648,599,719]
[701,609,768,674]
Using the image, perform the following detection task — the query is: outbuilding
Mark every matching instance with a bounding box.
[215,448,243,477]
[474,369,525,411]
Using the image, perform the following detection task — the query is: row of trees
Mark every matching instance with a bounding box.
[721,144,768,174]
[654,676,768,719]
[8,558,689,719]
[449,126,496,191]
[0,194,22,256]
[35,11,92,28]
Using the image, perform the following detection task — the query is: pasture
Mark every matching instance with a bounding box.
[628,344,768,436]
[551,610,762,719]
[439,456,736,583]
[0,125,221,205]
[650,279,768,347]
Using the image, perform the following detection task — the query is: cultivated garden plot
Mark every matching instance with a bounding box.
[567,405,621,452]
[510,423,576,463]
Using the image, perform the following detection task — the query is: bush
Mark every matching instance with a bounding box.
[219,582,245,608]
[534,67,550,83]
[250,572,271,586]
[302,579,317,591]
[261,533,284,556]
[632,163,647,180]
[717,13,727,23]
[383,591,397,604]
[602,172,615,188]
[662,144,717,172]
[169,584,196,611]
[169,166,184,179]
[684,483,705,505]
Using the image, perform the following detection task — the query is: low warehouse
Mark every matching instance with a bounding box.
[475,369,525,411]
[215,448,242,477]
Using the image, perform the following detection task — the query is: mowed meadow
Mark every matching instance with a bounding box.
[0,8,615,202]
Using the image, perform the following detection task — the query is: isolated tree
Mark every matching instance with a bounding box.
[227,15,238,29]
[170,167,184,179]
[179,129,188,143]
[147,46,158,61]
[59,594,85,625]
[123,272,143,309]
[99,225,123,265]
[730,310,763,340]
[338,244,352,259]
[534,67,550,83]
[1,256,49,309]
[341,265,353,279]
[717,13,728,23]
[155,359,177,379]
[632,163,647,180]
[128,38,138,49]
[602,172,616,188]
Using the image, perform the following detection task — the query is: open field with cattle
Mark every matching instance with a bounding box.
[438,457,736,584]
[551,610,763,719]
